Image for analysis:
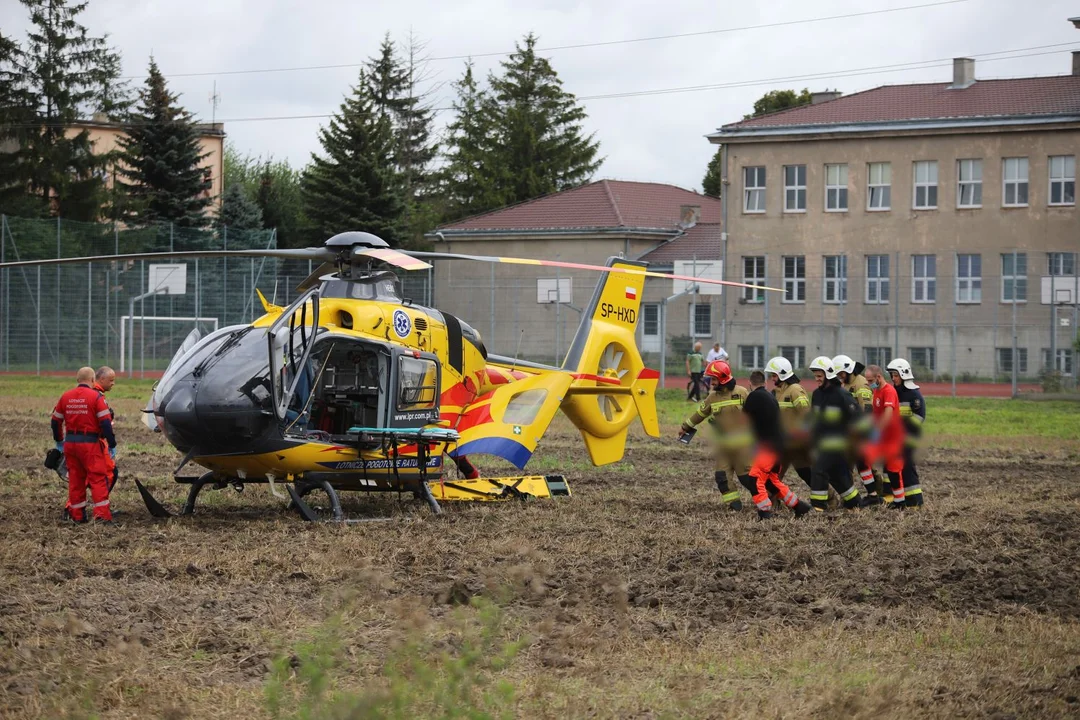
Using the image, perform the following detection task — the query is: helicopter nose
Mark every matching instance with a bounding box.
[159,383,200,452]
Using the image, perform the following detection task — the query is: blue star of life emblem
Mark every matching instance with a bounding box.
[393,309,412,338]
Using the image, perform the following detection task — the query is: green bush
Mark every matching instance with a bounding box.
[264,597,525,720]
[1039,368,1064,394]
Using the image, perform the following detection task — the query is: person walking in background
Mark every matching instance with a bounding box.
[93,366,118,491]
[51,367,116,523]
[686,342,705,401]
[703,343,727,391]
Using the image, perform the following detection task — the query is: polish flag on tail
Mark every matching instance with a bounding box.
[625,286,637,300]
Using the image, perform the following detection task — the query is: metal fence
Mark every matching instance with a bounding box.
[2,214,1076,395]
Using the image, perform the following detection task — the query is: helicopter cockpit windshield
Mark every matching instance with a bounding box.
[321,271,402,303]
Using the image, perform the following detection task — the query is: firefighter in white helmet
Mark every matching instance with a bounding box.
[887,358,926,507]
[764,356,813,491]
[807,356,863,512]
[833,354,884,504]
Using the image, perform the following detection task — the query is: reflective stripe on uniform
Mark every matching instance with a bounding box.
[96,409,111,418]
[93,500,110,507]
[718,431,753,449]
[841,486,859,501]
[793,396,810,408]
[817,437,847,451]
[52,411,64,420]
[781,491,799,508]
[777,401,793,408]
[755,498,773,510]
[905,487,922,496]
[899,406,913,416]
[721,491,741,504]
[909,415,924,424]
[810,492,830,502]
[823,406,842,421]
[70,501,87,509]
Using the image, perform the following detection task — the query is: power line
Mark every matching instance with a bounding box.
[123,0,974,80]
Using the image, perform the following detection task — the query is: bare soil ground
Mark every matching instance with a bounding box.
[1,383,1079,718]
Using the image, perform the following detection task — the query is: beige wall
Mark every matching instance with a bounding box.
[718,126,1080,378]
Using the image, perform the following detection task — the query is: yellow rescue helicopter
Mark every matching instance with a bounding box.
[4,231,771,521]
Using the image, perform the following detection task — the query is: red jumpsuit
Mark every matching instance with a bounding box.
[864,383,905,503]
[52,384,116,521]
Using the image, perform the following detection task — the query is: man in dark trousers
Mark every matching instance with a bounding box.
[888,358,926,507]
[52,367,117,523]
[741,370,812,520]
[807,357,863,512]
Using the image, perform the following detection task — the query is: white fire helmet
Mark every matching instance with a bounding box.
[832,354,856,378]
[886,358,920,389]
[809,355,838,380]
[764,356,794,382]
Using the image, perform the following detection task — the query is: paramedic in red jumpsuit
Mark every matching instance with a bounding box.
[51,367,117,522]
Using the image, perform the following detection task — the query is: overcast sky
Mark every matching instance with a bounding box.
[3,0,1079,191]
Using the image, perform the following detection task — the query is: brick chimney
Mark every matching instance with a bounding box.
[811,91,842,105]
[1073,51,1080,76]
[951,58,975,89]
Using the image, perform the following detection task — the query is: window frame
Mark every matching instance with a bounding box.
[957,158,983,209]
[1000,252,1028,304]
[783,164,807,213]
[909,347,936,372]
[1002,157,1029,208]
[867,162,891,211]
[782,255,806,305]
[863,347,892,369]
[1048,252,1077,277]
[743,166,766,214]
[690,302,712,338]
[823,254,848,305]
[742,256,766,304]
[641,303,660,337]
[911,254,937,304]
[997,347,1028,376]
[1042,348,1075,377]
[739,345,766,370]
[825,163,848,212]
[778,345,806,369]
[1049,155,1076,207]
[865,254,890,305]
[956,253,982,304]
[912,160,939,210]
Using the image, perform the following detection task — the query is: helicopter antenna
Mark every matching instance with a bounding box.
[511,329,524,372]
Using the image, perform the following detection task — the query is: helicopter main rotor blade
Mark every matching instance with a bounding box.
[353,247,432,271]
[406,251,783,293]
[0,247,336,270]
[296,262,337,292]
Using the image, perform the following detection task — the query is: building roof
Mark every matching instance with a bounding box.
[433,179,721,234]
[714,75,1080,136]
[637,223,721,265]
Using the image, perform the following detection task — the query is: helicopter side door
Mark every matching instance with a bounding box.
[267,288,321,421]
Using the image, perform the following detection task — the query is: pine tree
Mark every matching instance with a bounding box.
[301,71,405,244]
[8,0,129,220]
[218,183,263,231]
[0,30,45,216]
[440,61,500,220]
[702,147,723,198]
[480,33,601,207]
[116,58,213,228]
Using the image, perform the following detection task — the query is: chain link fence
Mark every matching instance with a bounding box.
[2,214,1075,395]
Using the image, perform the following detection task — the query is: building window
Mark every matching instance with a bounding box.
[744,166,766,213]
[996,347,1028,376]
[868,162,891,210]
[1048,252,1077,276]
[823,255,847,304]
[866,254,890,304]
[742,256,765,303]
[864,347,892,368]
[957,159,982,208]
[690,303,711,337]
[1042,348,1074,376]
[641,303,659,337]
[778,345,805,369]
[1049,155,1076,206]
[825,163,848,211]
[784,164,807,212]
[1003,157,1029,207]
[739,345,765,370]
[783,255,805,304]
[913,160,938,209]
[909,347,936,372]
[1001,253,1027,303]
[956,253,982,304]
[912,254,936,304]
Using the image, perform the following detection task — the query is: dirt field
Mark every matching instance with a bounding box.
[1,379,1079,719]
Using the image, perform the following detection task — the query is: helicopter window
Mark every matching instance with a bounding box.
[322,276,402,302]
[300,340,388,436]
[502,389,548,426]
[397,356,438,411]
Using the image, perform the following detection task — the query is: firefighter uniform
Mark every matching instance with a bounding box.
[773,381,813,488]
[896,383,926,507]
[682,382,753,509]
[742,384,812,519]
[809,380,863,511]
[93,381,118,491]
[51,383,116,522]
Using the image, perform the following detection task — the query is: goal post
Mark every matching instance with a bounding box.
[120,315,219,374]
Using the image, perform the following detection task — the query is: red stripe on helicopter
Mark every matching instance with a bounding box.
[638,368,660,380]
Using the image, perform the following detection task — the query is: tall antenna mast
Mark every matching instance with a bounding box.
[209,80,221,124]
